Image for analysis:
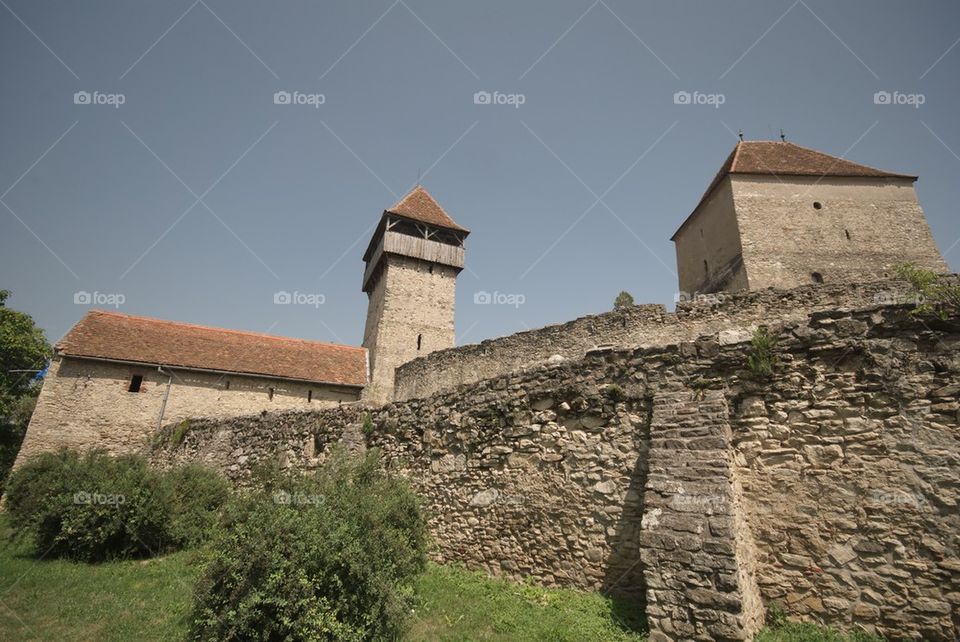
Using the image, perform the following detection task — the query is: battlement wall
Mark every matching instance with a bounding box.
[394,279,923,401]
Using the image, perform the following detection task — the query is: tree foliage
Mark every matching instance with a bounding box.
[0,289,52,492]
[613,291,635,309]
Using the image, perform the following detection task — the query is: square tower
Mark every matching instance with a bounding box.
[361,186,468,402]
[671,140,949,294]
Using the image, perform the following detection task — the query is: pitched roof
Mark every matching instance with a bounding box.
[386,185,469,233]
[672,140,917,240]
[57,310,367,387]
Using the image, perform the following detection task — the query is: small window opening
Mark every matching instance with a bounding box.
[307,389,313,403]
[417,334,423,351]
[703,259,709,275]
[844,229,851,241]
[268,387,275,401]
[811,272,824,284]
[428,265,434,274]
[699,228,704,238]
[313,433,325,455]
[813,201,822,210]
[224,380,230,390]
[128,375,143,393]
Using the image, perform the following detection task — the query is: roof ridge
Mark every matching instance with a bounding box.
[83,310,365,352]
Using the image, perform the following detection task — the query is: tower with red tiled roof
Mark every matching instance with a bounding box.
[361,186,469,402]
[671,140,948,295]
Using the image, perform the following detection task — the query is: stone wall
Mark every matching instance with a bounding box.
[153,302,960,641]
[15,355,359,467]
[395,279,923,402]
[732,176,949,291]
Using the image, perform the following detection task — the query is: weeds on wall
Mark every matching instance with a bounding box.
[746,326,779,381]
[895,263,960,320]
[362,412,375,437]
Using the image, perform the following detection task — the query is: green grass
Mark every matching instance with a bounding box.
[0,514,882,641]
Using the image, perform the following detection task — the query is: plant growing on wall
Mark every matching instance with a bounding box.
[746,326,779,381]
[894,263,960,320]
[362,413,375,437]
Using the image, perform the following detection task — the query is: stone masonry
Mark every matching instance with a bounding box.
[153,301,960,641]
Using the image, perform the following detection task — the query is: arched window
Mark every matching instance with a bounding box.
[811,272,824,284]
[813,202,823,210]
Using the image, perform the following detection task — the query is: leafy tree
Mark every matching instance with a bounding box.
[613,291,635,309]
[0,289,53,492]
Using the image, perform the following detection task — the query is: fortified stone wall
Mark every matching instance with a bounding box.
[395,279,923,401]
[153,303,960,641]
[15,356,359,466]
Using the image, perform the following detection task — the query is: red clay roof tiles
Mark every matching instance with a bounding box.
[386,185,469,233]
[57,310,367,387]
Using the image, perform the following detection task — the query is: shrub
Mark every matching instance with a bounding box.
[4,450,230,562]
[189,449,428,641]
[894,263,960,319]
[161,464,231,549]
[746,326,779,381]
[4,450,169,561]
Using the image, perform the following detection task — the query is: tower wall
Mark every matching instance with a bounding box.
[362,254,457,402]
[673,177,749,295]
[732,175,949,290]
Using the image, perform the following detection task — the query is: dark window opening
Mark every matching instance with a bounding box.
[699,228,703,238]
[813,201,822,210]
[128,375,143,393]
[844,229,851,241]
[428,265,434,274]
[268,387,275,401]
[417,334,423,351]
[811,272,824,284]
[703,259,709,275]
[313,433,325,456]
[308,390,313,403]
[224,380,230,390]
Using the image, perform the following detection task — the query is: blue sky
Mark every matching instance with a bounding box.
[2,0,959,347]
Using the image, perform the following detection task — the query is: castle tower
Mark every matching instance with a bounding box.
[671,140,949,294]
[361,186,468,402]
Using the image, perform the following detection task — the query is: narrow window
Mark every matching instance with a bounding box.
[417,334,423,351]
[128,375,143,393]
[268,387,275,401]
[699,228,704,238]
[844,229,851,241]
[224,380,230,390]
[811,272,824,284]
[813,202,822,210]
[307,389,313,403]
[313,433,325,455]
[703,259,709,275]
[428,265,434,274]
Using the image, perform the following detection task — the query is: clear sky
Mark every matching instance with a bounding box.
[2,0,959,347]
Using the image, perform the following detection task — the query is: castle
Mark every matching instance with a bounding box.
[13,140,959,641]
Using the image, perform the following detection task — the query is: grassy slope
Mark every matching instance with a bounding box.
[0,516,880,642]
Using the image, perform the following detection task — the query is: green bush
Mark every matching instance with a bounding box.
[4,450,229,562]
[746,326,780,380]
[189,449,428,641]
[161,464,231,549]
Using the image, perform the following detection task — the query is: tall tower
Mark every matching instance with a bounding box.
[361,186,469,402]
[671,140,948,294]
